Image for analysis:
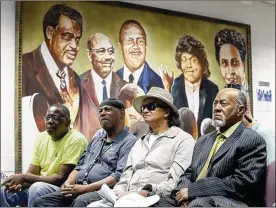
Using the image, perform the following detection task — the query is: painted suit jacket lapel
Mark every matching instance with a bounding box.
[33,47,63,104]
[198,78,207,123]
[83,70,100,107]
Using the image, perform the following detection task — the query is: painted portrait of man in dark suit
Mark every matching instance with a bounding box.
[80,33,127,139]
[22,4,84,133]
[171,35,219,136]
[116,20,164,93]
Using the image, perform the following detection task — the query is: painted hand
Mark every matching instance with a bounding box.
[159,64,174,93]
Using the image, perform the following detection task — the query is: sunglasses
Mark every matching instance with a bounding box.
[140,102,166,113]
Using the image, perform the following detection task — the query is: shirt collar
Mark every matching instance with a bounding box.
[141,126,180,141]
[100,127,129,144]
[185,79,201,92]
[91,69,112,85]
[218,121,242,138]
[40,41,67,73]
[123,63,145,83]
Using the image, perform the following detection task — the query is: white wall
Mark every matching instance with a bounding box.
[1,1,275,174]
[1,1,16,176]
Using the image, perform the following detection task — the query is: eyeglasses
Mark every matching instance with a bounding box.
[140,103,166,113]
[224,83,242,90]
[44,115,66,122]
[90,47,115,56]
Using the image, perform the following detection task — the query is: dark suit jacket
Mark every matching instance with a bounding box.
[172,123,267,206]
[22,46,83,133]
[171,75,219,136]
[116,61,164,93]
[79,70,127,140]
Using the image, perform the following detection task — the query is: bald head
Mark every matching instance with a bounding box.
[87,33,115,79]
[212,88,246,131]
[87,33,111,50]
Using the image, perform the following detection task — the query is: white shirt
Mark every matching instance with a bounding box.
[91,69,112,103]
[40,41,69,92]
[148,134,159,149]
[123,64,144,85]
[185,79,200,121]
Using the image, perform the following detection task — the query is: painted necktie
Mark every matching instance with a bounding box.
[129,74,134,83]
[102,79,107,101]
[56,68,72,105]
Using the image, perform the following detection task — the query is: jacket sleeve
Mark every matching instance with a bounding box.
[144,137,195,197]
[187,134,267,200]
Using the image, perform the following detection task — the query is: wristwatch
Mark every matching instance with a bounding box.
[141,184,154,196]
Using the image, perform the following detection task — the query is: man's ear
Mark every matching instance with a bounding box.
[46,26,55,44]
[86,49,92,62]
[237,105,245,117]
[164,110,169,119]
[118,42,122,51]
[65,118,71,127]
[120,109,125,119]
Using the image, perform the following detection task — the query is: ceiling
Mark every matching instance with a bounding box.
[263,1,275,4]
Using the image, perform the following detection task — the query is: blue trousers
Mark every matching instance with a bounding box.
[0,182,59,207]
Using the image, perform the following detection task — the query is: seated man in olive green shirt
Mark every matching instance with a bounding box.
[1,104,87,207]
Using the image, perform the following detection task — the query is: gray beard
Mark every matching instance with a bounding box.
[212,106,238,128]
[212,119,226,128]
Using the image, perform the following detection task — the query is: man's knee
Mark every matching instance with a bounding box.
[189,197,213,207]
[32,197,42,207]
[72,196,88,207]
[72,192,102,207]
[28,182,46,195]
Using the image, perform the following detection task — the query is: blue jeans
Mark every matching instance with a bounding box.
[0,182,59,207]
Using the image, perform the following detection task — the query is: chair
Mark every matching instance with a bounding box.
[265,160,275,207]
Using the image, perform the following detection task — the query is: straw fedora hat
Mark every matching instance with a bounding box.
[133,87,179,117]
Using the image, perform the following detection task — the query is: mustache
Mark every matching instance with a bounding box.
[65,48,78,53]
[102,59,114,64]
[129,50,142,54]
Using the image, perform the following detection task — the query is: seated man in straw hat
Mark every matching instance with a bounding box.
[86,87,195,207]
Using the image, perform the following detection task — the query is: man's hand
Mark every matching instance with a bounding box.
[159,64,174,93]
[5,183,22,193]
[4,174,25,193]
[61,184,87,197]
[176,188,188,203]
[181,200,189,207]
[138,190,149,197]
[61,181,72,189]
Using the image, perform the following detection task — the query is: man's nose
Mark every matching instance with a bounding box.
[132,40,140,49]
[214,104,222,113]
[69,38,78,49]
[227,66,235,74]
[47,118,54,123]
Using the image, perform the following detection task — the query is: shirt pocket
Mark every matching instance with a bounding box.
[102,149,118,171]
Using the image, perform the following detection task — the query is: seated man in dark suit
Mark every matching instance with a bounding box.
[116,20,164,93]
[156,88,267,207]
